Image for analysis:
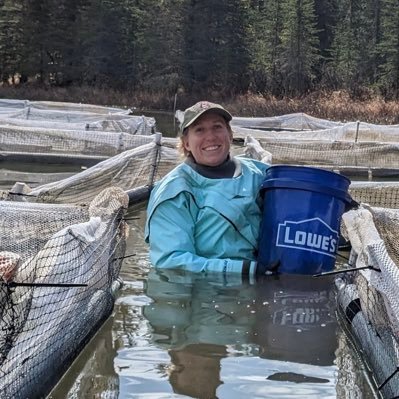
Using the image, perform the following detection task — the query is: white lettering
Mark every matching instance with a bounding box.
[280,222,338,255]
[306,233,322,248]
[295,231,306,245]
[321,236,329,251]
[330,238,337,253]
[284,227,294,244]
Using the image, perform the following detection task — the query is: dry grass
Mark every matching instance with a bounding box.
[2,84,399,124]
[224,91,399,124]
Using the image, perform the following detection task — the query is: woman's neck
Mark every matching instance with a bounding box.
[185,155,237,178]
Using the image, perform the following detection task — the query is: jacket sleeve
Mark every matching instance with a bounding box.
[147,192,255,274]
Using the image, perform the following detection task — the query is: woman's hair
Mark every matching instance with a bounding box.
[178,119,233,158]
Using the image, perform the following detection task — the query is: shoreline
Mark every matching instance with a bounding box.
[1,85,399,125]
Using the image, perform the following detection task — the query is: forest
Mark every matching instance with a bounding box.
[1,0,399,109]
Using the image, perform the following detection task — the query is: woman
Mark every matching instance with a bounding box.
[145,101,269,276]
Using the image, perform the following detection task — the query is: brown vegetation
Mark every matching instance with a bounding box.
[1,84,399,124]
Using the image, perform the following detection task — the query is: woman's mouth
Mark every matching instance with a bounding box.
[203,145,220,151]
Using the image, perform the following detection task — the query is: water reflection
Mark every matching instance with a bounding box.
[48,318,120,399]
[144,269,338,398]
[133,109,178,137]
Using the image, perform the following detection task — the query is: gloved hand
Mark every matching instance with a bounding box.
[254,260,281,276]
[241,260,281,278]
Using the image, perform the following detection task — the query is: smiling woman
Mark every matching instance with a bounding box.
[182,112,232,167]
[145,101,270,277]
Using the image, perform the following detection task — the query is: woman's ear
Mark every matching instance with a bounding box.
[182,135,190,152]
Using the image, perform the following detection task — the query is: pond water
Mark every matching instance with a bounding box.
[134,109,179,137]
[46,205,378,399]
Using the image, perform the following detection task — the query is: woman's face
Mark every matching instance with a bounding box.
[182,112,232,167]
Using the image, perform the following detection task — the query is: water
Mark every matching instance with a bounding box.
[44,206,377,399]
[133,109,179,137]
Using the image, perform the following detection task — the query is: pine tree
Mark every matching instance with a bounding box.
[132,0,185,94]
[280,0,321,95]
[0,0,24,83]
[377,0,399,98]
[182,0,251,94]
[77,0,131,88]
[248,0,285,94]
[19,0,53,83]
[329,0,376,93]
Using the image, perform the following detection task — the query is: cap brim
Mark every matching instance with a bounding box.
[181,107,232,133]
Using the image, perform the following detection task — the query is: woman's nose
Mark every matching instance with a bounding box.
[203,128,217,139]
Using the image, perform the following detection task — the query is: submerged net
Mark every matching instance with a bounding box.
[0,186,129,399]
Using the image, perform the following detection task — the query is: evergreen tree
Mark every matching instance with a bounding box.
[314,0,338,57]
[46,0,84,85]
[313,0,338,88]
[329,0,376,93]
[182,0,251,94]
[77,0,131,88]
[2,0,397,98]
[377,0,399,98]
[133,0,185,94]
[0,0,24,83]
[280,0,321,95]
[369,0,383,83]
[20,0,53,83]
[248,0,285,95]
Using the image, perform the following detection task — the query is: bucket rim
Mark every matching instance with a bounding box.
[260,177,353,203]
[265,164,351,184]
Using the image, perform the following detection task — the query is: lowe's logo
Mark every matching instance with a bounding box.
[276,218,338,258]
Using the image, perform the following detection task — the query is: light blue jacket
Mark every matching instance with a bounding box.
[145,157,269,274]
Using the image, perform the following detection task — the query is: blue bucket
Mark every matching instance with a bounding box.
[258,165,352,275]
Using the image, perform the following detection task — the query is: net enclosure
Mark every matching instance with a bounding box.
[0,186,129,399]
[0,99,156,165]
[1,134,179,206]
[0,98,155,134]
[228,112,399,179]
[0,100,179,398]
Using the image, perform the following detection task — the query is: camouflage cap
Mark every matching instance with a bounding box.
[180,101,232,134]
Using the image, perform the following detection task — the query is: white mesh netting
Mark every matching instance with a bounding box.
[0,186,129,398]
[0,100,155,170]
[337,206,399,395]
[0,99,155,135]
[1,135,179,205]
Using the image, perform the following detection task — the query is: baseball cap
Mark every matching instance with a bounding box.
[180,101,232,134]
